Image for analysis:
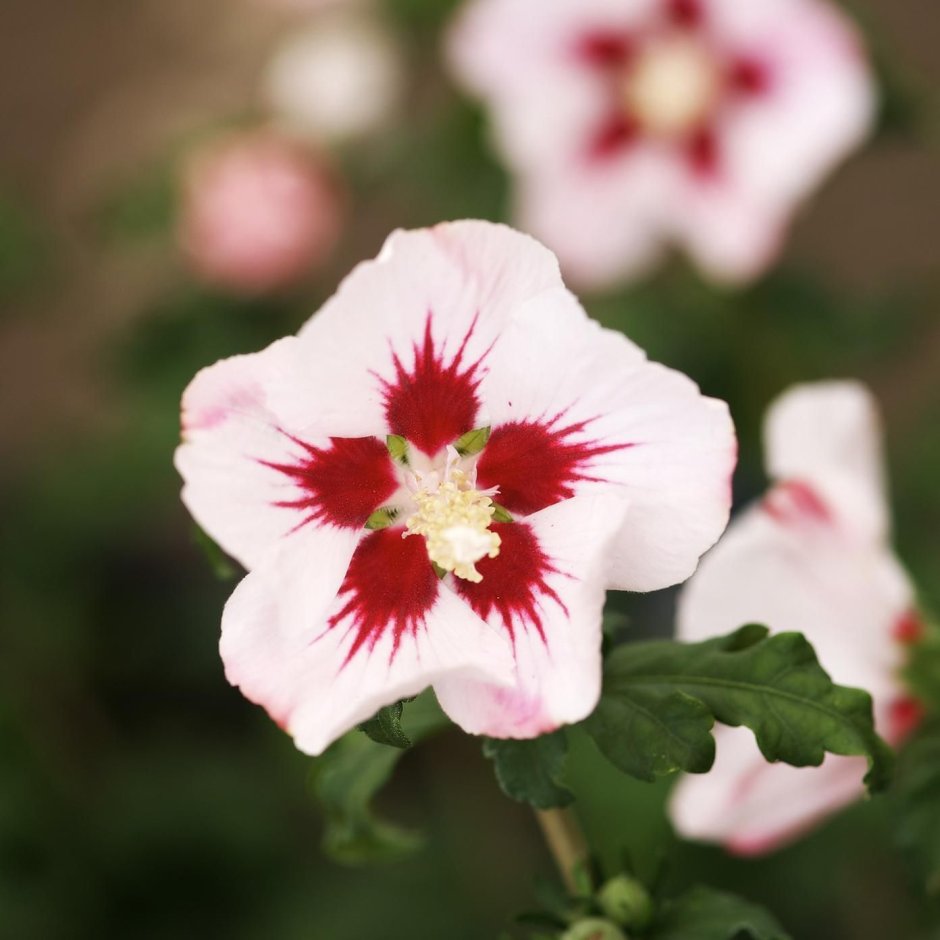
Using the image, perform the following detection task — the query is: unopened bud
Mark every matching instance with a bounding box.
[597,875,653,931]
[561,918,628,940]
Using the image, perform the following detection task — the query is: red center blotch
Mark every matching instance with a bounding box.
[263,435,397,530]
[381,314,487,457]
[330,527,440,664]
[477,416,631,517]
[455,522,567,645]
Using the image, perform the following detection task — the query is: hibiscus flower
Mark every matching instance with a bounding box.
[176,221,735,755]
[448,0,875,287]
[669,381,923,855]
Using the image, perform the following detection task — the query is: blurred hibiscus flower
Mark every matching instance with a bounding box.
[264,13,404,144]
[670,382,924,855]
[175,221,735,754]
[178,130,344,295]
[448,0,875,288]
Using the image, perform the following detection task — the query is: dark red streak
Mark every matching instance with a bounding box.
[575,31,635,69]
[262,435,397,530]
[477,416,632,517]
[455,522,567,645]
[666,0,705,29]
[329,528,440,664]
[381,313,487,457]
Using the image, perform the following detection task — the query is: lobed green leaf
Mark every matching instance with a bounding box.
[310,692,450,864]
[483,731,574,809]
[649,886,791,940]
[585,625,892,791]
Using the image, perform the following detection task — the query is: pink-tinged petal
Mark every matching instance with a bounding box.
[515,156,673,289]
[764,381,887,538]
[221,525,515,756]
[292,222,569,449]
[670,381,918,852]
[671,181,786,284]
[176,339,400,569]
[707,0,875,208]
[478,288,735,591]
[434,494,630,738]
[669,725,869,854]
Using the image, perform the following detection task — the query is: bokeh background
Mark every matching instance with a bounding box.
[1,0,938,937]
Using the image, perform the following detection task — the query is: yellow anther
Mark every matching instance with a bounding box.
[404,469,501,582]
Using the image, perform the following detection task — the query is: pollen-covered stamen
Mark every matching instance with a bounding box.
[623,36,721,137]
[404,468,501,583]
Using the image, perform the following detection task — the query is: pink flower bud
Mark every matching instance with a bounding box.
[178,131,343,294]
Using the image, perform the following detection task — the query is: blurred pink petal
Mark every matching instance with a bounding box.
[669,381,921,854]
[179,131,344,294]
[448,0,875,287]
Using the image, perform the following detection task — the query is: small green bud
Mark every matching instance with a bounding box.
[561,918,628,940]
[596,875,653,931]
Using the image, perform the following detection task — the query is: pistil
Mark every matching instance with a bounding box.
[404,467,501,583]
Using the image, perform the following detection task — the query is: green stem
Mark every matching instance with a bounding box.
[535,806,590,894]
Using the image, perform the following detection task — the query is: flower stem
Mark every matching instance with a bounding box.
[535,807,590,894]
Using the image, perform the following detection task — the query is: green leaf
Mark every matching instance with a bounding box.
[483,731,574,809]
[649,886,791,940]
[585,625,892,791]
[191,525,238,581]
[365,506,400,531]
[894,720,940,894]
[310,692,450,864]
[386,434,410,465]
[583,688,715,783]
[359,701,411,749]
[454,426,491,457]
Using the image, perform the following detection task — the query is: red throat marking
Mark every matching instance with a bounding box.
[263,435,397,530]
[455,523,567,645]
[329,527,440,665]
[477,416,633,516]
[381,314,488,457]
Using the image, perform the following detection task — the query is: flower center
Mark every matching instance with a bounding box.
[404,467,501,583]
[623,36,721,137]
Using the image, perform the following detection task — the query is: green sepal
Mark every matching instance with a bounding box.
[365,507,400,530]
[584,625,892,791]
[491,503,514,523]
[386,434,410,465]
[482,730,574,809]
[648,886,791,940]
[454,426,491,457]
[358,701,412,749]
